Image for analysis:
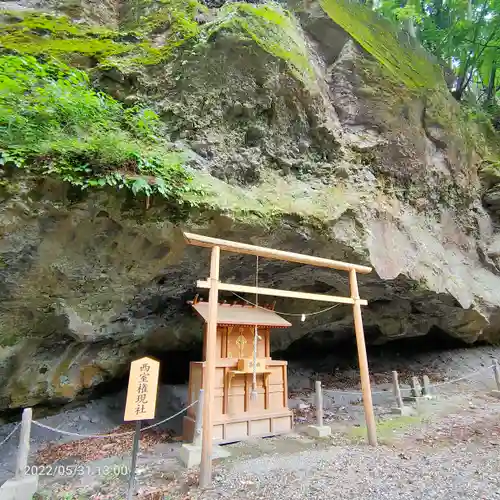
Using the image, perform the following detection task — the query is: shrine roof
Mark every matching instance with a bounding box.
[191,302,292,328]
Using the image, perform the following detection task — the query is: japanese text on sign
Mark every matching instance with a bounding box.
[124,357,160,421]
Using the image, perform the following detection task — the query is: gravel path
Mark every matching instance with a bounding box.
[21,390,500,499]
[190,443,500,500]
[3,345,500,497]
[178,393,500,500]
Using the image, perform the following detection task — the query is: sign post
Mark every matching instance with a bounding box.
[124,356,160,500]
[127,420,141,500]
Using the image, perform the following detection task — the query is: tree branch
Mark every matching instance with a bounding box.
[463,38,500,50]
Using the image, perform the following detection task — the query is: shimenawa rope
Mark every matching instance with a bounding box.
[231,292,341,319]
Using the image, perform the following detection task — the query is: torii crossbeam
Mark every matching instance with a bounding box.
[183,232,376,487]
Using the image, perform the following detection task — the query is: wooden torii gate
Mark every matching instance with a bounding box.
[183,232,375,487]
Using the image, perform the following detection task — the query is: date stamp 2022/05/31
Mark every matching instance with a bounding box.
[25,464,130,477]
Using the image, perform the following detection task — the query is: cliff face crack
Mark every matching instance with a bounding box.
[421,99,448,152]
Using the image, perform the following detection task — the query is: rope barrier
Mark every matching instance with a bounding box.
[31,400,198,439]
[0,423,20,449]
[428,365,493,387]
[5,365,495,441]
[321,364,495,397]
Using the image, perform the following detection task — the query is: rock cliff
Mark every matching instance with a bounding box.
[0,0,499,411]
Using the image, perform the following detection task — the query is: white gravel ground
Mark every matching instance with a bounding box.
[3,345,500,498]
[191,444,499,500]
[181,392,500,500]
[24,390,500,499]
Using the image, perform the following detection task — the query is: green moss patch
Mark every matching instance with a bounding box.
[0,4,315,79]
[134,0,206,32]
[114,0,207,66]
[0,12,132,60]
[1,33,131,59]
[206,2,315,84]
[350,414,425,444]
[320,0,444,89]
[0,11,165,69]
[1,11,113,36]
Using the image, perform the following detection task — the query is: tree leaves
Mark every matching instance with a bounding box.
[376,0,500,108]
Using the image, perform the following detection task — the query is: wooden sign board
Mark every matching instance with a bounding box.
[124,357,160,422]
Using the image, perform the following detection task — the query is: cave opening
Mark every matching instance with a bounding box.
[146,346,203,385]
[3,325,490,425]
[275,325,486,373]
[83,345,203,405]
[73,326,489,408]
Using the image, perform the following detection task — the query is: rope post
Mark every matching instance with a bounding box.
[390,371,412,416]
[15,408,32,479]
[315,381,323,427]
[411,376,422,399]
[194,389,204,446]
[494,360,500,391]
[305,380,330,437]
[422,375,433,399]
[392,371,404,409]
[491,360,500,399]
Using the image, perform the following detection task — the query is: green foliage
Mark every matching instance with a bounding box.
[0,55,205,204]
[375,0,500,107]
[320,0,444,89]
[377,0,424,25]
[206,2,315,84]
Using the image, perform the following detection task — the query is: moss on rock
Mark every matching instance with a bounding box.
[207,2,314,85]
[0,10,168,69]
[122,0,207,32]
[113,0,209,66]
[0,3,315,79]
[0,11,134,62]
[319,0,444,89]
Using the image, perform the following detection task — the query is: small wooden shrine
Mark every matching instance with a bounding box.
[183,297,293,444]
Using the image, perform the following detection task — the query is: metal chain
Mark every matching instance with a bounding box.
[31,400,198,439]
[0,423,20,449]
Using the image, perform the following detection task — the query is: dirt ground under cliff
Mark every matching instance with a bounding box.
[32,386,500,500]
[0,343,494,499]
